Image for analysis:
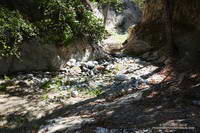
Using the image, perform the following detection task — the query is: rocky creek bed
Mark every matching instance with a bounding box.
[0,56,200,133]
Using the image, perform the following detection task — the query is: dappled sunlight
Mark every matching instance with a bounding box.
[0,0,200,133]
[0,54,170,131]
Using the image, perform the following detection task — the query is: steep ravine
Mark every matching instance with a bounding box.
[0,0,141,75]
[2,1,200,133]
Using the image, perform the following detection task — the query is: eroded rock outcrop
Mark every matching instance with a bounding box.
[0,0,142,75]
[91,0,141,32]
[0,39,107,75]
[124,0,200,63]
[123,39,152,56]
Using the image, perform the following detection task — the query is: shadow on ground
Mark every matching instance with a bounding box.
[1,79,200,133]
[1,61,200,133]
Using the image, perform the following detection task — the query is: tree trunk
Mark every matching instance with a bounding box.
[163,0,175,55]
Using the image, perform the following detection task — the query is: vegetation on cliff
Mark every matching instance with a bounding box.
[0,0,107,57]
[0,7,37,57]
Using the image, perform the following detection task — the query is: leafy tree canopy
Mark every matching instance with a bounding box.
[0,0,107,57]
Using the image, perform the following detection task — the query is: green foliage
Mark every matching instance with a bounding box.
[32,0,106,44]
[0,84,6,91]
[0,7,37,57]
[0,0,107,57]
[91,0,123,6]
[80,87,104,96]
[35,0,75,44]
[91,0,144,11]
[87,88,103,96]
[35,0,107,44]
[40,80,52,89]
[91,0,124,12]
[132,0,145,9]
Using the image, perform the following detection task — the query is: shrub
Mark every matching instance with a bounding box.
[132,0,145,9]
[90,0,124,12]
[34,0,107,44]
[0,7,37,57]
[0,0,107,57]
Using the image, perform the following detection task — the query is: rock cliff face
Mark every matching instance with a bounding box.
[91,0,142,55]
[91,0,141,33]
[104,0,141,32]
[0,0,141,75]
[125,0,200,63]
[0,39,106,75]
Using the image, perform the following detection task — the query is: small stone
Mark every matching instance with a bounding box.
[71,90,79,97]
[37,112,45,119]
[15,80,30,87]
[16,75,26,80]
[115,74,130,81]
[67,59,76,67]
[127,88,133,93]
[95,65,105,71]
[59,86,68,90]
[121,89,126,95]
[41,78,49,83]
[95,127,109,133]
[27,74,34,78]
[45,71,51,74]
[85,61,98,69]
[102,62,109,67]
[133,92,143,101]
[70,66,82,74]
[90,70,95,76]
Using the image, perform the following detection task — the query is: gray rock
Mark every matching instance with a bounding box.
[106,64,114,71]
[70,66,82,74]
[71,90,79,97]
[95,127,109,133]
[41,78,49,83]
[0,39,107,75]
[67,59,77,67]
[115,74,130,81]
[15,80,30,87]
[85,61,98,69]
[102,0,141,32]
[123,40,152,56]
[59,86,68,90]
[27,74,34,78]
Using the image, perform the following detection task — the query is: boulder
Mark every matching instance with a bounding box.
[0,39,106,75]
[0,40,61,75]
[115,74,130,81]
[123,39,152,56]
